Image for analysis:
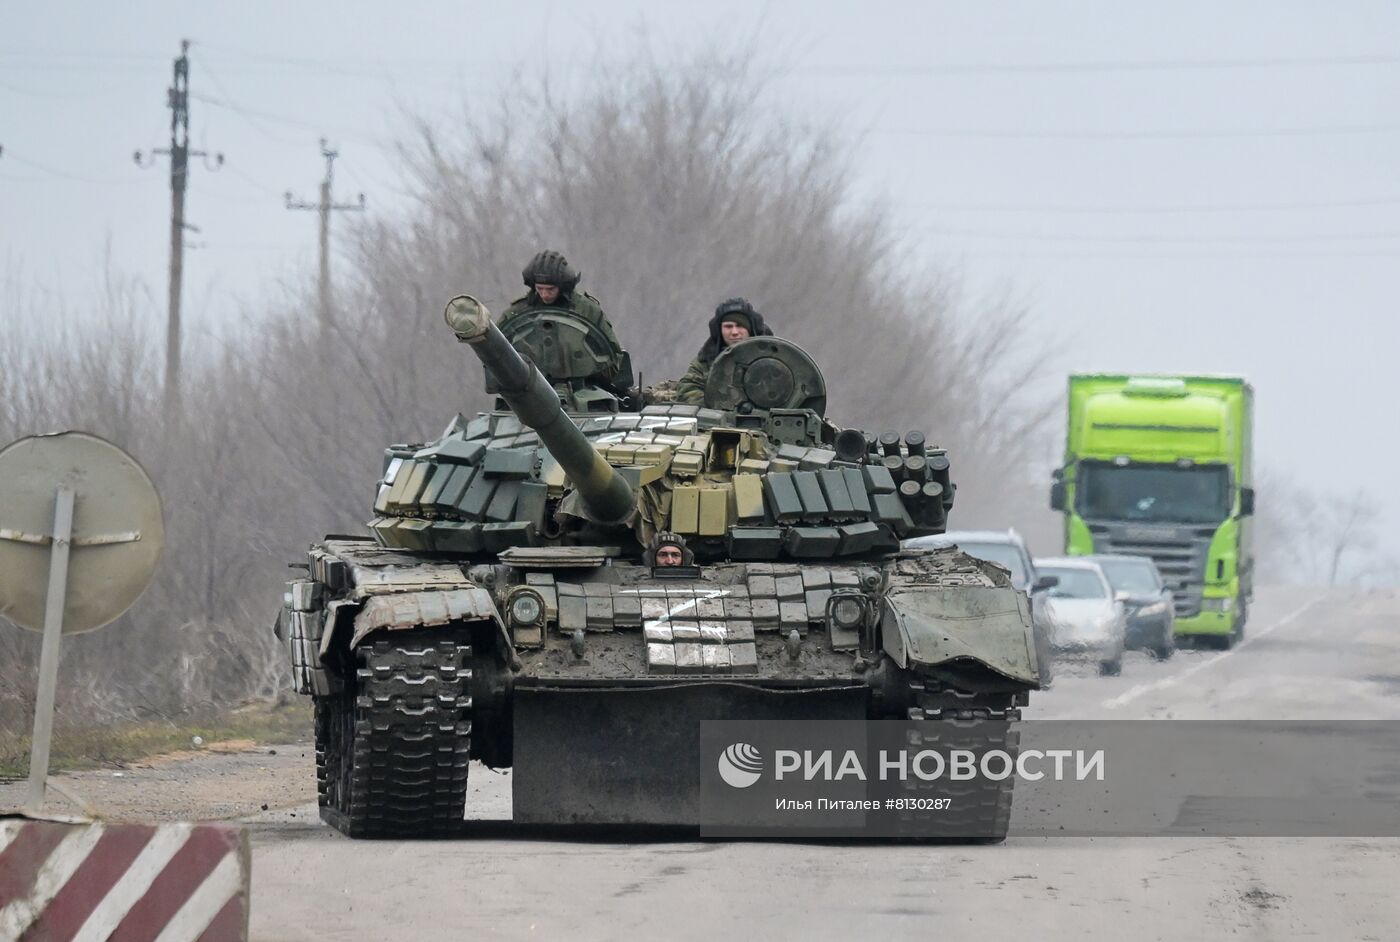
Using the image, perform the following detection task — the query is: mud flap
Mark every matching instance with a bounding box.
[513,682,867,826]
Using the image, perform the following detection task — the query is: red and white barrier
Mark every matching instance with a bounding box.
[0,817,249,941]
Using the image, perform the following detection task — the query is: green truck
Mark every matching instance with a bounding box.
[1050,374,1255,646]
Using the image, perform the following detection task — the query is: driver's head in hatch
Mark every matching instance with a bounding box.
[647,531,693,569]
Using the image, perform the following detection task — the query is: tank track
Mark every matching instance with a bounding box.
[315,629,473,838]
[901,681,1020,843]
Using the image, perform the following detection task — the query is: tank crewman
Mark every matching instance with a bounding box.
[646,531,694,569]
[500,249,621,345]
[674,298,773,404]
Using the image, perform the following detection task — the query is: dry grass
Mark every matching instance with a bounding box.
[0,700,311,778]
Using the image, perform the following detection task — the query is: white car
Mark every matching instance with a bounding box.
[1032,557,1128,676]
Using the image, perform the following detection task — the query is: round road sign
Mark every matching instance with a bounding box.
[0,432,164,634]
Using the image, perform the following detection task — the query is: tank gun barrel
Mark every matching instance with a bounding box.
[445,296,635,525]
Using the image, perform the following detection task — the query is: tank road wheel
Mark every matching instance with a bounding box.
[905,683,1020,844]
[318,629,473,838]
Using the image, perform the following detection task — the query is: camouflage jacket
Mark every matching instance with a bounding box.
[498,289,626,386]
[674,354,713,404]
[674,307,775,404]
[498,289,622,350]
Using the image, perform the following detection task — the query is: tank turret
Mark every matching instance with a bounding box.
[445,295,634,525]
[366,297,952,558]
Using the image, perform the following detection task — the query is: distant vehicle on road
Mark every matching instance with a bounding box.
[1033,556,1127,676]
[1050,373,1255,648]
[906,530,1058,685]
[1085,554,1176,660]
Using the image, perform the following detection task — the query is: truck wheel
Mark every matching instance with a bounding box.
[1229,600,1247,647]
[1098,658,1121,677]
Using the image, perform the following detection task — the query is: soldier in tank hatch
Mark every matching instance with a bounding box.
[646,531,694,569]
[498,249,628,389]
[500,250,622,348]
[674,298,774,404]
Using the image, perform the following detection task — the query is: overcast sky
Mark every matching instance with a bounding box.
[4,1,1398,565]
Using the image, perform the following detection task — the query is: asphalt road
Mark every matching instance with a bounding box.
[232,584,1400,941]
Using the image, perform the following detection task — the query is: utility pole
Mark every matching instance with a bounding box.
[135,39,222,417]
[286,139,365,332]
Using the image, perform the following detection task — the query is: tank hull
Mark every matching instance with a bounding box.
[282,537,1037,839]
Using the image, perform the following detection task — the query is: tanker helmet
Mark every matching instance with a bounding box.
[522,250,581,293]
[646,531,694,568]
[715,297,755,332]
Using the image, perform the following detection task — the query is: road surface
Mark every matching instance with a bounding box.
[7,585,1398,940]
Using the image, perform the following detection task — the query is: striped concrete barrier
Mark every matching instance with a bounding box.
[0,817,249,941]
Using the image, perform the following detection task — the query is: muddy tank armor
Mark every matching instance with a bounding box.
[277,295,1041,840]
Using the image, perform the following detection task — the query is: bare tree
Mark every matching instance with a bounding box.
[0,45,1059,730]
[1255,473,1393,586]
[1319,490,1383,586]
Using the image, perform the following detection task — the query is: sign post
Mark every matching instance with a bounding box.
[24,486,74,810]
[0,432,164,812]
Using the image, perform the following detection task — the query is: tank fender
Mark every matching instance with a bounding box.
[880,586,1039,687]
[319,599,360,659]
[349,587,511,657]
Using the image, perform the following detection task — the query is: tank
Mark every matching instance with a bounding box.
[277,295,1042,841]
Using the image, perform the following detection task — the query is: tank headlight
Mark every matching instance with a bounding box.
[828,594,868,631]
[509,591,544,626]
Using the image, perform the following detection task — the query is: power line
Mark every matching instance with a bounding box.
[0,76,85,99]
[225,164,286,200]
[0,49,165,62]
[11,45,1400,77]
[188,49,305,148]
[873,122,1400,141]
[1,148,145,185]
[813,52,1400,76]
[918,225,1400,245]
[190,91,390,150]
[934,247,1400,261]
[910,195,1400,216]
[193,41,403,82]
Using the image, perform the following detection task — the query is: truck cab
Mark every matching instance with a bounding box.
[1050,374,1254,647]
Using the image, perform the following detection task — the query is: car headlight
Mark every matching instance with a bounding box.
[509,590,544,626]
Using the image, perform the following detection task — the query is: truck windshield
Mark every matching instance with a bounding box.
[955,541,1029,589]
[1076,463,1230,524]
